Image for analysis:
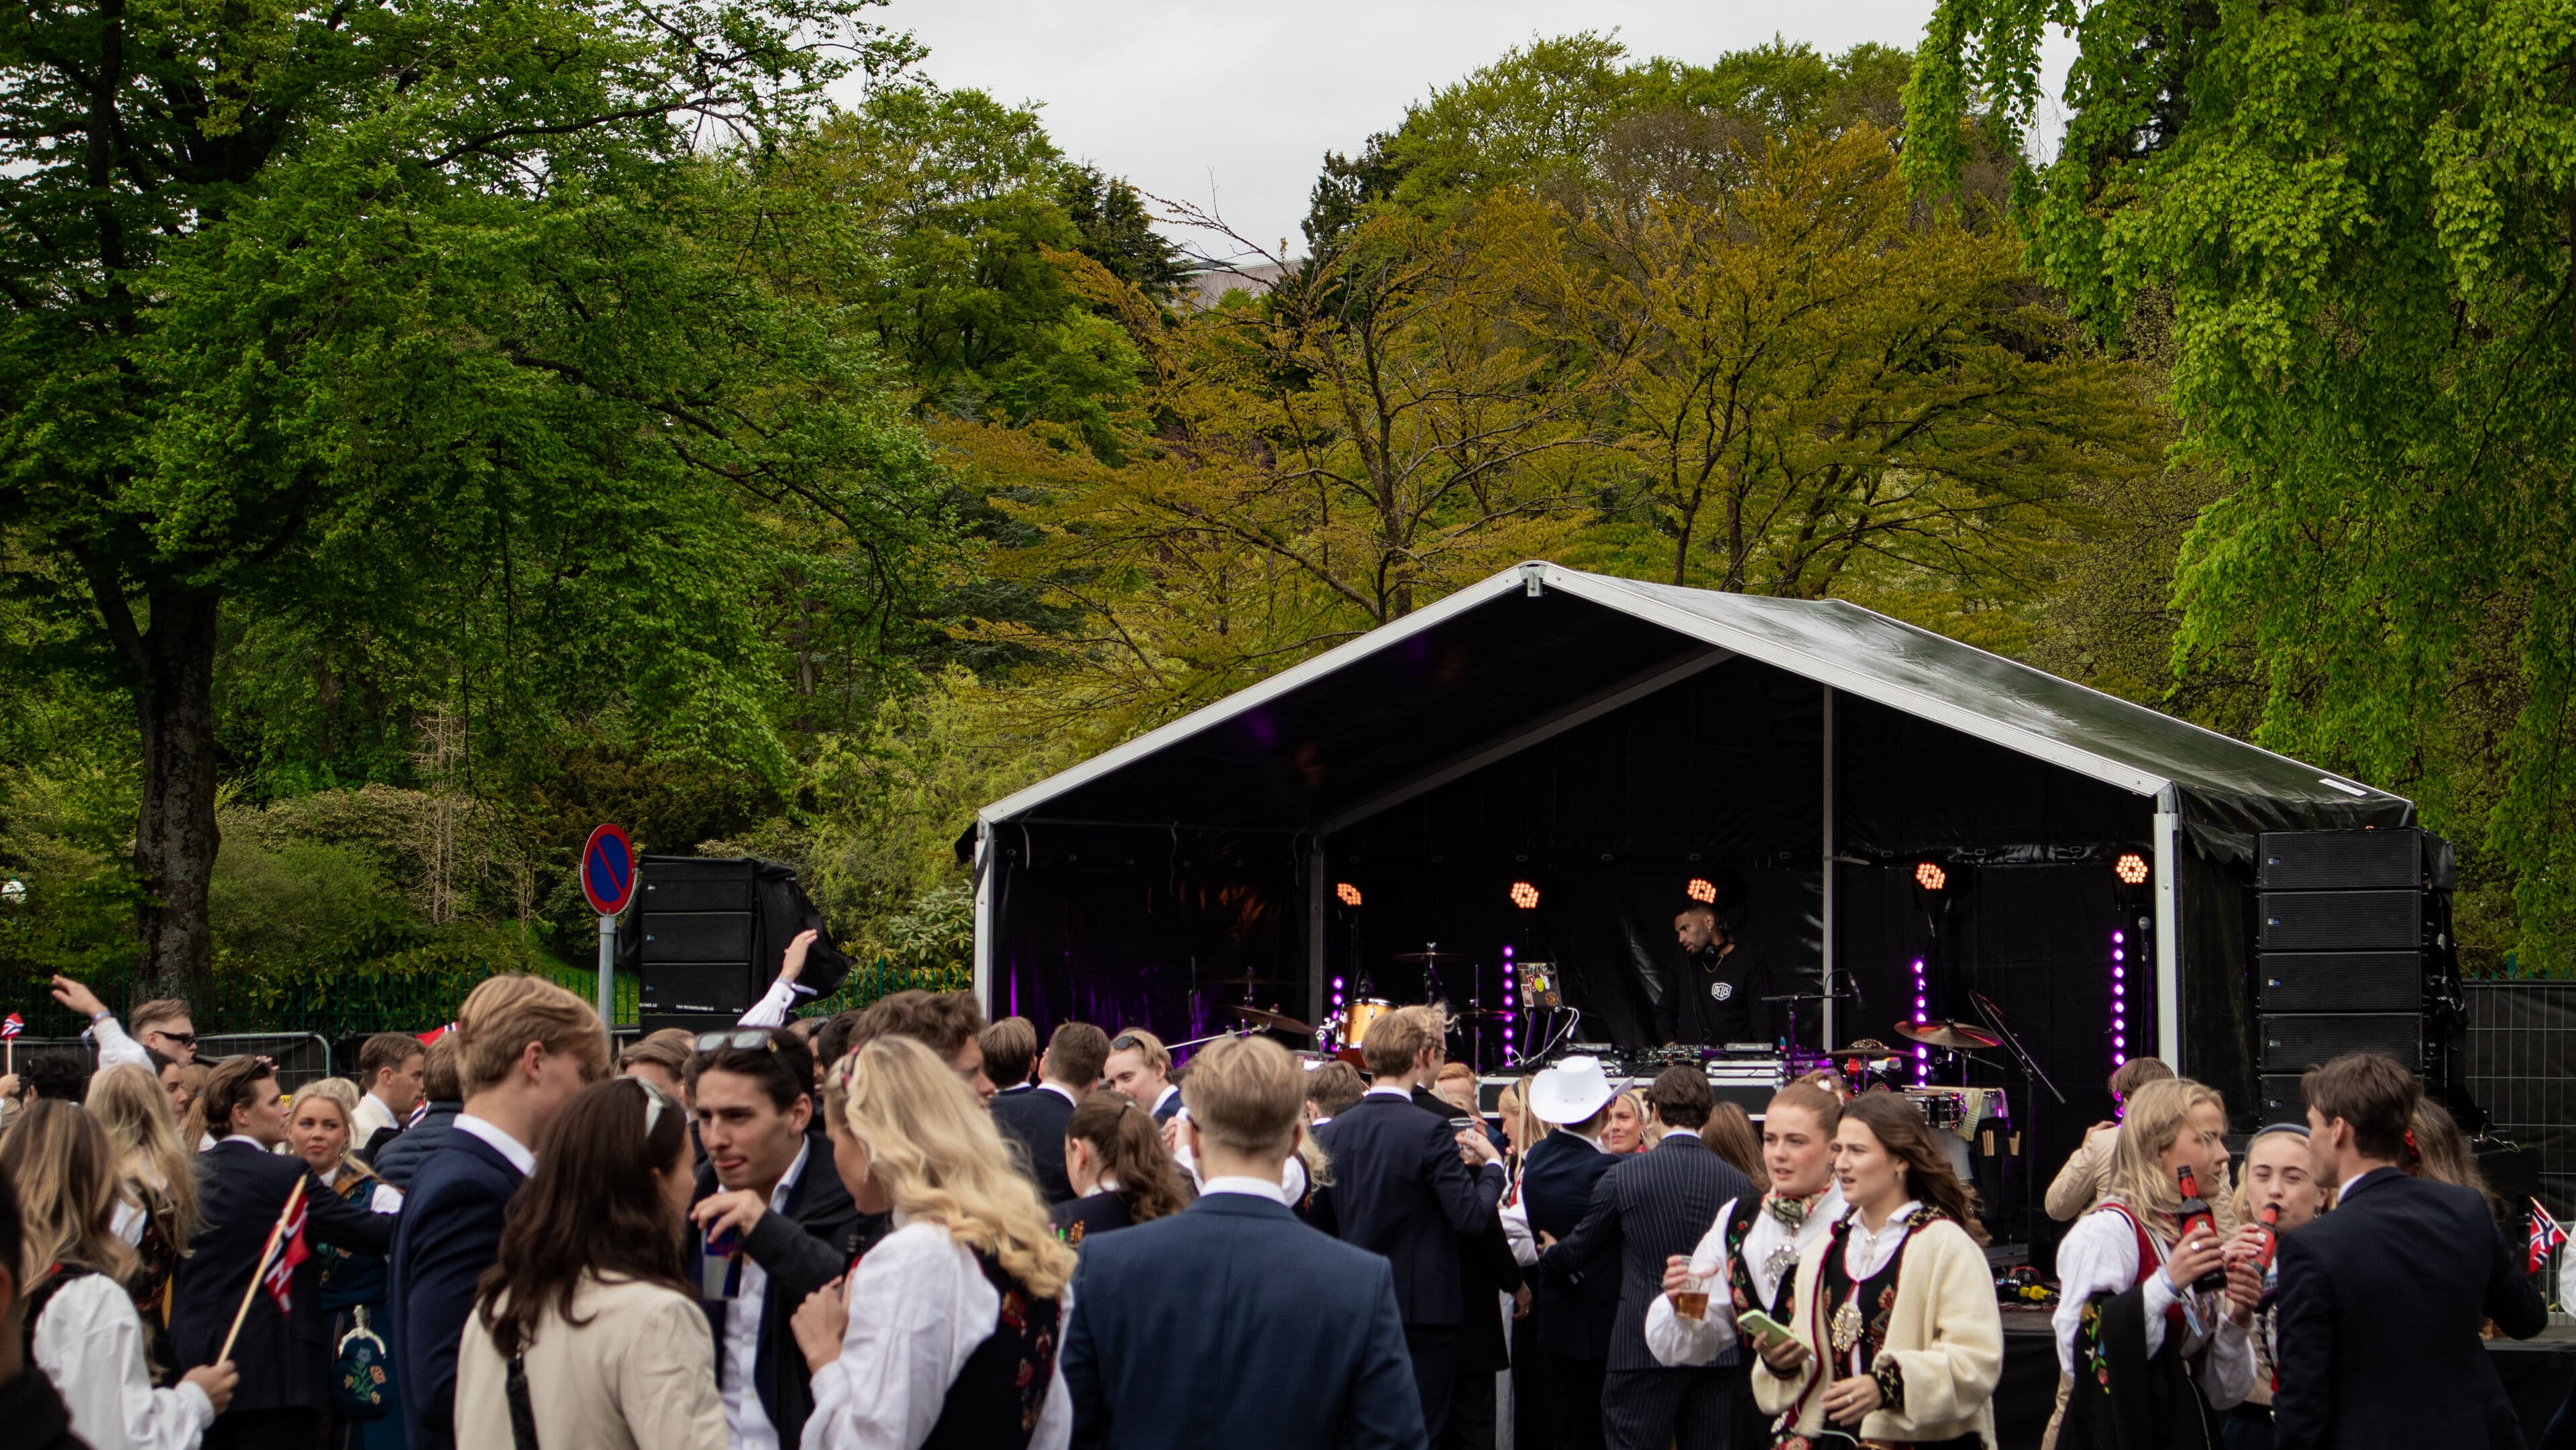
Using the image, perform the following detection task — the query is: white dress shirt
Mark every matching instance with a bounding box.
[803,1219,1073,1450]
[739,975,819,1028]
[451,1114,537,1177]
[1645,1184,1845,1366]
[1201,1174,1292,1205]
[31,1272,215,1450]
[2052,1203,2254,1408]
[87,1015,152,1072]
[1038,1080,1081,1107]
[719,1139,810,1450]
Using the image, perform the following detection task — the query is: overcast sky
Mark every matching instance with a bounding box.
[860,0,2071,266]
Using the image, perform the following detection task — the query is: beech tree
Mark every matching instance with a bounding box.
[1911,0,2576,965]
[0,0,943,986]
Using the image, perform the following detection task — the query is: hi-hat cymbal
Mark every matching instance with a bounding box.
[1230,1004,1316,1035]
[1827,1042,1902,1057]
[1896,1019,2002,1051]
[1390,949,1473,963]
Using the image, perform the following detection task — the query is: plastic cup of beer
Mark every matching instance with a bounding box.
[1674,1255,1720,1320]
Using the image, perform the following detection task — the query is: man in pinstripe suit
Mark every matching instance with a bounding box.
[1540,1066,1753,1450]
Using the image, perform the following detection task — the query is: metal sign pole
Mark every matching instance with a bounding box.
[596,913,616,1028]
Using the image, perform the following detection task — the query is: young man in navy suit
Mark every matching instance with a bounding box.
[1063,1034,1426,1450]
[170,1057,384,1449]
[1540,1066,1751,1450]
[389,976,607,1450]
[994,1021,1112,1204]
[1520,1057,1625,1450]
[2274,1051,2548,1450]
[1311,1005,1508,1442]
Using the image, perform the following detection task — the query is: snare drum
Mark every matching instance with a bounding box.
[1340,998,1394,1049]
[1906,1088,1968,1131]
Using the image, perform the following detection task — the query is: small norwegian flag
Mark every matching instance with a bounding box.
[2,1012,23,1039]
[264,1190,311,1313]
[415,1022,458,1047]
[2530,1199,2567,1275]
[407,1098,431,1129]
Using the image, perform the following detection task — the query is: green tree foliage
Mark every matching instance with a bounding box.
[0,0,951,986]
[1911,0,2576,968]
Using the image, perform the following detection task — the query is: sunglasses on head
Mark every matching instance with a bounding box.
[694,1029,782,1056]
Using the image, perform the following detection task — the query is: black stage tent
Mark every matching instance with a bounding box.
[966,562,2410,1175]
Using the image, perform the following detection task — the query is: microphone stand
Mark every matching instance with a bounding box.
[1968,989,2061,1251]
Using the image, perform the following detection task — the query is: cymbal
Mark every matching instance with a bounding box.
[1896,1019,2001,1051]
[1205,975,1292,986]
[1450,1006,1509,1021]
[1230,1004,1316,1035]
[1390,949,1473,963]
[1827,1043,1902,1057]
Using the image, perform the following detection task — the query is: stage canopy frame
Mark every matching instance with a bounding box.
[967,562,2410,1125]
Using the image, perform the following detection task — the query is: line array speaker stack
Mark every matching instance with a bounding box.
[2252,828,2459,1118]
[626,856,852,1035]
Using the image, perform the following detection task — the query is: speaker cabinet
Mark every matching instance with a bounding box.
[2255,951,2425,1013]
[2257,890,2426,951]
[637,913,757,964]
[637,962,757,1018]
[2259,1013,2423,1072]
[2258,829,2424,890]
[637,860,757,913]
[2258,1074,2308,1119]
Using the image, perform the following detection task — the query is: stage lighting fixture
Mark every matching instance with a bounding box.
[1509,881,1541,909]
[1685,877,1717,904]
[1336,882,1364,906]
[1914,861,1948,892]
[1911,955,1930,1084]
[2110,929,2127,1070]
[2114,853,2149,887]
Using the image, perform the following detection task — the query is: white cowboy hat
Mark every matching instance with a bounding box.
[1528,1056,1618,1125]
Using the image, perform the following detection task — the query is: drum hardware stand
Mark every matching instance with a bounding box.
[1167,1027,1258,1052]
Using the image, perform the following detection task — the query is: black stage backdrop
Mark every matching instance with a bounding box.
[987,652,2273,1255]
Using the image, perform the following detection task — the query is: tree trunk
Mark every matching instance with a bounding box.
[131,586,223,993]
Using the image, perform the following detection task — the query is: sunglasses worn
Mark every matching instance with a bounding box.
[149,1029,198,1048]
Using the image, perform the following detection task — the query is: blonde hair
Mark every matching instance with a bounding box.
[1617,1088,1663,1149]
[1181,1036,1305,1157]
[831,1036,1076,1299]
[458,976,608,1096]
[290,1078,378,1184]
[1362,1005,1446,1077]
[1495,1079,1554,1150]
[0,1100,138,1286]
[2101,1078,2231,1241]
[85,1063,199,1247]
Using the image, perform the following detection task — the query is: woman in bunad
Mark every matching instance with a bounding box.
[2054,1079,2259,1449]
[1748,1091,2004,1448]
[2216,1123,2330,1450]
[1646,1079,1849,1448]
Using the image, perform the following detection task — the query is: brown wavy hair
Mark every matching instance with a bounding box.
[1840,1093,1989,1245]
[475,1078,692,1357]
[1065,1092,1190,1224]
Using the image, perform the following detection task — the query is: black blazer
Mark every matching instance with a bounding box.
[1411,1086,1523,1374]
[992,1083,1079,1204]
[1539,1131,1750,1373]
[1063,1191,1428,1450]
[170,1140,395,1415]
[1311,1092,1507,1328]
[2274,1167,2548,1450]
[390,1129,525,1450]
[1051,1191,1136,1245]
[690,1130,864,1450]
[1520,1129,1620,1359]
[370,1101,460,1190]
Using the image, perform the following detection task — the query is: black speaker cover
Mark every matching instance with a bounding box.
[2255,951,2425,1013]
[638,913,757,964]
[2258,1074,2307,1119]
[2258,1013,2422,1071]
[2257,890,2426,951]
[637,962,758,1016]
[2257,829,2424,890]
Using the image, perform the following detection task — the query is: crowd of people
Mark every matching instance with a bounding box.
[1,966,2571,1450]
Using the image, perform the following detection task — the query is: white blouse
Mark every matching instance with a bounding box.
[1644,1185,1845,1367]
[801,1220,1073,1450]
[31,1272,215,1450]
[2051,1206,2254,1408]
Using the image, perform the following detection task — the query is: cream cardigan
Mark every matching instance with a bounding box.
[1750,1209,2004,1447]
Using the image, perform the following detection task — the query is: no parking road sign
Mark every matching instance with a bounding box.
[582,824,635,1025]
[581,823,638,917]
